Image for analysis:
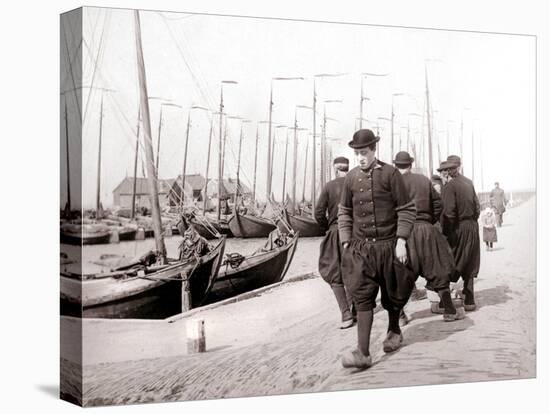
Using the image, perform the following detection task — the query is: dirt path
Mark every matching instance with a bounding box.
[74,197,535,407]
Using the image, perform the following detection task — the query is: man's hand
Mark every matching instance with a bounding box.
[342,241,350,249]
[395,238,407,264]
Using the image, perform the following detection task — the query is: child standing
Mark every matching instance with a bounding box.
[480,203,498,251]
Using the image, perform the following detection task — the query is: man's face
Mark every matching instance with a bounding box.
[396,166,409,175]
[354,147,375,169]
[433,183,441,194]
[440,169,450,183]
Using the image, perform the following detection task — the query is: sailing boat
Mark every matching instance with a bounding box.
[276,109,324,237]
[60,10,226,318]
[188,116,234,239]
[60,94,114,245]
[228,120,277,238]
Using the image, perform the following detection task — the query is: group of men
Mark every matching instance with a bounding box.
[315,129,481,370]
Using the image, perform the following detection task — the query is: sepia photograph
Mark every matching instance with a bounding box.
[58,4,536,408]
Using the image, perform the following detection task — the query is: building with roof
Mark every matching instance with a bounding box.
[112,177,177,209]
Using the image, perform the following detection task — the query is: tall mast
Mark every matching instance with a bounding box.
[134,9,166,261]
[155,105,163,176]
[425,66,434,176]
[291,112,298,214]
[131,107,140,219]
[391,101,395,161]
[471,128,475,185]
[181,110,192,209]
[202,118,214,216]
[311,79,317,215]
[96,93,104,218]
[406,121,410,154]
[446,123,450,156]
[479,132,484,193]
[321,106,327,189]
[359,76,364,129]
[281,130,289,204]
[267,83,273,200]
[221,122,228,182]
[64,98,71,214]
[217,89,224,221]
[252,123,259,203]
[302,136,309,203]
[234,121,245,206]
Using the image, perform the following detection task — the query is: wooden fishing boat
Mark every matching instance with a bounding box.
[117,226,138,241]
[277,209,325,237]
[60,223,111,245]
[206,230,298,302]
[190,215,233,240]
[60,237,226,318]
[228,209,277,238]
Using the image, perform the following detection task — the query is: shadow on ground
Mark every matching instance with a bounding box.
[410,285,513,322]
[36,384,59,399]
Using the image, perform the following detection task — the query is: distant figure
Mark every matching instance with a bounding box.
[440,155,481,312]
[339,129,416,370]
[177,215,210,261]
[393,151,462,321]
[480,203,498,251]
[314,156,355,329]
[490,182,508,227]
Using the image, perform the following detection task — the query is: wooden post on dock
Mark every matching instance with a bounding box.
[186,319,206,353]
[181,271,191,313]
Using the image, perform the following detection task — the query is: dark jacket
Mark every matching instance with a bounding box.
[314,176,346,231]
[338,160,416,243]
[401,171,442,224]
[441,174,480,236]
[489,187,507,214]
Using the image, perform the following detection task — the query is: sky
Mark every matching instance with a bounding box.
[60,7,536,208]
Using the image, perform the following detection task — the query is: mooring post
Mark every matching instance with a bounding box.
[186,319,206,353]
[135,227,145,240]
[109,229,120,244]
[181,271,191,313]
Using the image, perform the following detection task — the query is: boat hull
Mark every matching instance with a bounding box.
[191,217,234,240]
[117,228,137,241]
[228,212,277,238]
[277,210,325,237]
[206,232,299,302]
[60,238,226,319]
[60,228,111,245]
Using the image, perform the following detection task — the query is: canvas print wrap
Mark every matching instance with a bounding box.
[60,6,536,407]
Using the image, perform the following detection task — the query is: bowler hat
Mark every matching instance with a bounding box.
[333,156,349,165]
[393,151,414,166]
[437,160,456,172]
[348,129,380,149]
[447,155,461,167]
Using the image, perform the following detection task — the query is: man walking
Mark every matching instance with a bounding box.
[315,157,355,329]
[393,151,462,321]
[440,155,481,312]
[490,182,508,227]
[339,129,416,369]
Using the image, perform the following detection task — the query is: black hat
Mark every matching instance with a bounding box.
[333,156,349,165]
[437,160,457,172]
[393,151,414,167]
[348,129,380,149]
[447,155,461,167]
